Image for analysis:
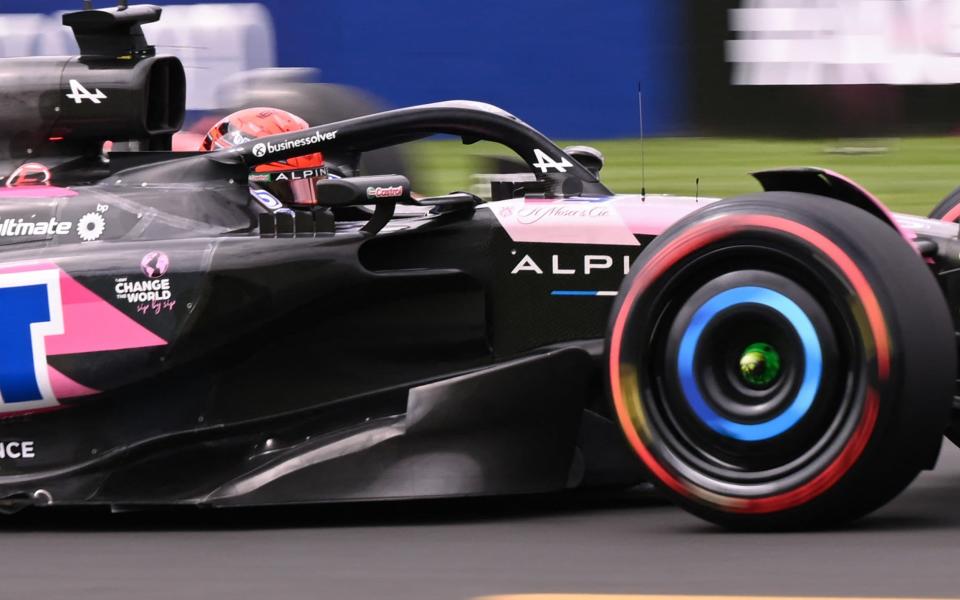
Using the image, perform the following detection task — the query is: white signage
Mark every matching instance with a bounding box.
[728,0,960,85]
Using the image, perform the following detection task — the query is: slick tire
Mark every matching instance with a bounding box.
[606,192,955,530]
[929,186,960,222]
[927,190,960,448]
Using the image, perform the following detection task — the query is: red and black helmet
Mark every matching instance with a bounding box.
[200,107,325,205]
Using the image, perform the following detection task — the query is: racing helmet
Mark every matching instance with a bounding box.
[200,107,325,205]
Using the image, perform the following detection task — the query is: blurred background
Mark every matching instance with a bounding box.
[2,0,960,213]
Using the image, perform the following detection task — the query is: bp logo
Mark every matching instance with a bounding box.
[76,212,106,242]
[252,143,267,158]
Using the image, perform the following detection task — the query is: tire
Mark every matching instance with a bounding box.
[929,186,960,222]
[606,192,955,529]
[927,190,960,449]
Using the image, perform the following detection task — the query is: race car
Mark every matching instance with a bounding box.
[0,4,957,530]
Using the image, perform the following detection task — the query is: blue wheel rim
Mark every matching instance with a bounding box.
[676,286,823,441]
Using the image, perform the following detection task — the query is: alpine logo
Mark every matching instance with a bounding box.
[510,253,634,275]
[65,79,107,104]
[273,169,326,181]
[252,130,338,158]
[532,149,574,173]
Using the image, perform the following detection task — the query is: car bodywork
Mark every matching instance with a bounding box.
[2,4,960,517]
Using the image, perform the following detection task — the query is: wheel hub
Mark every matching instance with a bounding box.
[739,342,781,389]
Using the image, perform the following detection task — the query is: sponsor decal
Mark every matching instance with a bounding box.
[76,212,106,242]
[0,218,72,237]
[271,168,326,181]
[366,185,404,199]
[115,278,171,303]
[140,251,170,279]
[5,163,51,187]
[492,198,640,246]
[116,252,176,314]
[66,79,107,104]
[251,129,338,158]
[510,204,612,224]
[0,441,35,459]
[1,205,111,241]
[510,253,634,276]
[136,300,178,316]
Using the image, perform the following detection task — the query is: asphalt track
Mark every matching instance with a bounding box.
[4,445,960,600]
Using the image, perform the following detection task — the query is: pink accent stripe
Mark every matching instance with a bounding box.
[0,186,77,198]
[0,261,167,355]
[47,269,167,355]
[48,366,99,398]
[0,260,58,275]
[615,198,702,236]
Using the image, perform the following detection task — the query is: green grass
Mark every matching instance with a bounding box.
[411,137,960,215]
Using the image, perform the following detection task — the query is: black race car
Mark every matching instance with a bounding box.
[1,4,958,530]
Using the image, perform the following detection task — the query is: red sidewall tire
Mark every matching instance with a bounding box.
[607,193,954,529]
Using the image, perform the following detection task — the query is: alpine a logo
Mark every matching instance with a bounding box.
[252,130,338,158]
[532,148,573,173]
[65,79,107,104]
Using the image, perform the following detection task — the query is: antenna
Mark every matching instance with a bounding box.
[118,0,128,10]
[83,0,92,9]
[696,177,700,202]
[637,83,646,201]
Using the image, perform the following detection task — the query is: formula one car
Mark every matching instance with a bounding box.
[0,4,957,530]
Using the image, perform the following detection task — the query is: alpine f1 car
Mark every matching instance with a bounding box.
[0,4,958,530]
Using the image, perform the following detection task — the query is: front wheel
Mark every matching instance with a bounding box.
[607,193,955,529]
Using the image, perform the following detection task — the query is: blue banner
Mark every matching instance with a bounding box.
[2,0,687,137]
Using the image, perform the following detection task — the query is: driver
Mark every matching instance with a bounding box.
[200,107,327,207]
